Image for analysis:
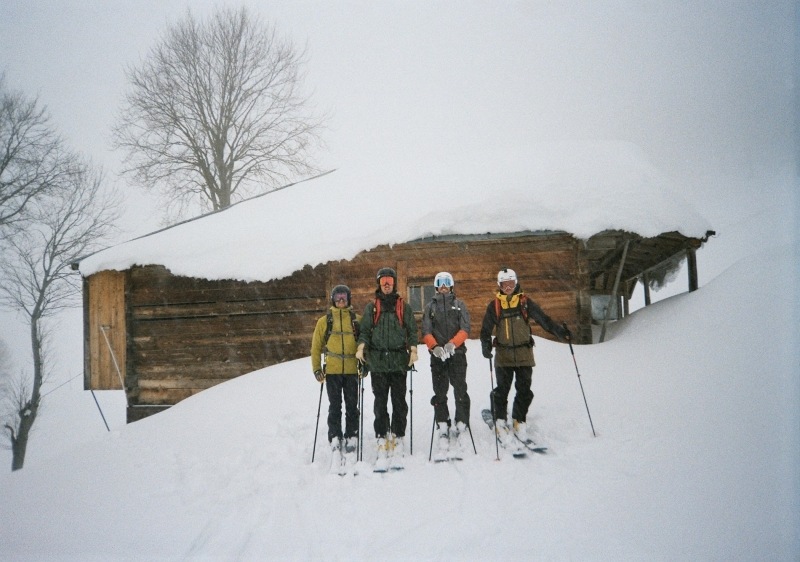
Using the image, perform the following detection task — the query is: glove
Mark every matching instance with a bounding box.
[444,342,456,357]
[355,343,365,362]
[357,360,368,379]
[431,346,446,359]
[314,369,325,382]
[481,341,493,359]
[408,346,418,366]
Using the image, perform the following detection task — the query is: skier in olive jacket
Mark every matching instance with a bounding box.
[310,285,361,455]
[480,268,570,444]
[356,267,418,467]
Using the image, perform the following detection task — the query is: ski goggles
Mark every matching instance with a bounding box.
[434,276,454,288]
[333,292,349,302]
[379,276,394,286]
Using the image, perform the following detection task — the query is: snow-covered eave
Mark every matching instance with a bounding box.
[75,226,714,288]
[76,143,715,283]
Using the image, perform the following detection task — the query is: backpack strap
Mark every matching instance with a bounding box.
[324,309,333,345]
[325,308,360,346]
[372,298,381,325]
[372,296,404,326]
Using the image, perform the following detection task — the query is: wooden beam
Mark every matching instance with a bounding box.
[687,249,698,292]
[642,273,651,306]
[599,240,630,343]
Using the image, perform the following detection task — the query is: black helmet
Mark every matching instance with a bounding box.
[330,284,351,306]
[376,267,397,291]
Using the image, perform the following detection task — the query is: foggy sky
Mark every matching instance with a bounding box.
[2,1,795,202]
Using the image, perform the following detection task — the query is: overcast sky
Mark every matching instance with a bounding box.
[2,1,796,235]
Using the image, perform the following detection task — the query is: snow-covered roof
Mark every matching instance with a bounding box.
[78,142,712,283]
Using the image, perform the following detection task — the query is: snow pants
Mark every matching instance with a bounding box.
[492,365,533,423]
[430,352,470,426]
[326,374,359,442]
[370,370,408,438]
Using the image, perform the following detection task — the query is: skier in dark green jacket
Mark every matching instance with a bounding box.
[356,267,418,470]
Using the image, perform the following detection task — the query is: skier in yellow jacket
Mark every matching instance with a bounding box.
[310,285,362,459]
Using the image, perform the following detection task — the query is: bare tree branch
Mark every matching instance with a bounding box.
[0,73,64,228]
[112,6,326,220]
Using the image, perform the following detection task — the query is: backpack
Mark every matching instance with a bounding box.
[494,293,530,323]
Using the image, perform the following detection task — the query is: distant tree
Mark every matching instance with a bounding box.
[0,73,63,228]
[0,339,12,408]
[112,6,324,220]
[0,152,119,471]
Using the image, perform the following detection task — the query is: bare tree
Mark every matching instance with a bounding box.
[0,153,119,470]
[0,73,63,228]
[112,6,324,220]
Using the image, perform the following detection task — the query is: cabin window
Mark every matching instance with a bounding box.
[408,284,436,313]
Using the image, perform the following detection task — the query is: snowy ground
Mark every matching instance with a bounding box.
[0,233,797,560]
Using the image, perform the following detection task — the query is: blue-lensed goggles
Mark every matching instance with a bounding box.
[434,276,454,288]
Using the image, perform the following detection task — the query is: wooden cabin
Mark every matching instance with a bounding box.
[80,228,711,422]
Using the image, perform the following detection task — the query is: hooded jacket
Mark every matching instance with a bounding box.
[421,292,470,357]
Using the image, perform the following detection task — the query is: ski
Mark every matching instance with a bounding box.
[447,435,465,461]
[341,438,359,476]
[480,409,526,458]
[329,442,346,476]
[372,436,406,472]
[373,437,391,473]
[513,432,548,454]
[389,436,405,471]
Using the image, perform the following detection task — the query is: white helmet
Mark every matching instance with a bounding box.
[497,268,517,285]
[434,271,454,289]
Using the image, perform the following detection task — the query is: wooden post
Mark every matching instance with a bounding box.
[599,240,629,343]
[642,273,651,306]
[687,249,698,292]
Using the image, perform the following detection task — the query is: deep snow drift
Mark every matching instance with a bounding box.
[0,239,796,560]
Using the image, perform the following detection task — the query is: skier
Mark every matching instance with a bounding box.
[311,284,362,472]
[479,267,570,449]
[421,272,472,461]
[356,267,418,471]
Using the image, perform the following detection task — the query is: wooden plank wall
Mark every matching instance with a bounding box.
[330,232,584,344]
[86,270,126,390]
[125,264,328,408]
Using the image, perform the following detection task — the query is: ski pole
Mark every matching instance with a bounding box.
[428,410,436,462]
[408,365,416,455]
[564,323,596,437]
[489,359,500,461]
[466,423,477,455]
[358,371,364,462]
[357,359,364,462]
[312,380,325,463]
